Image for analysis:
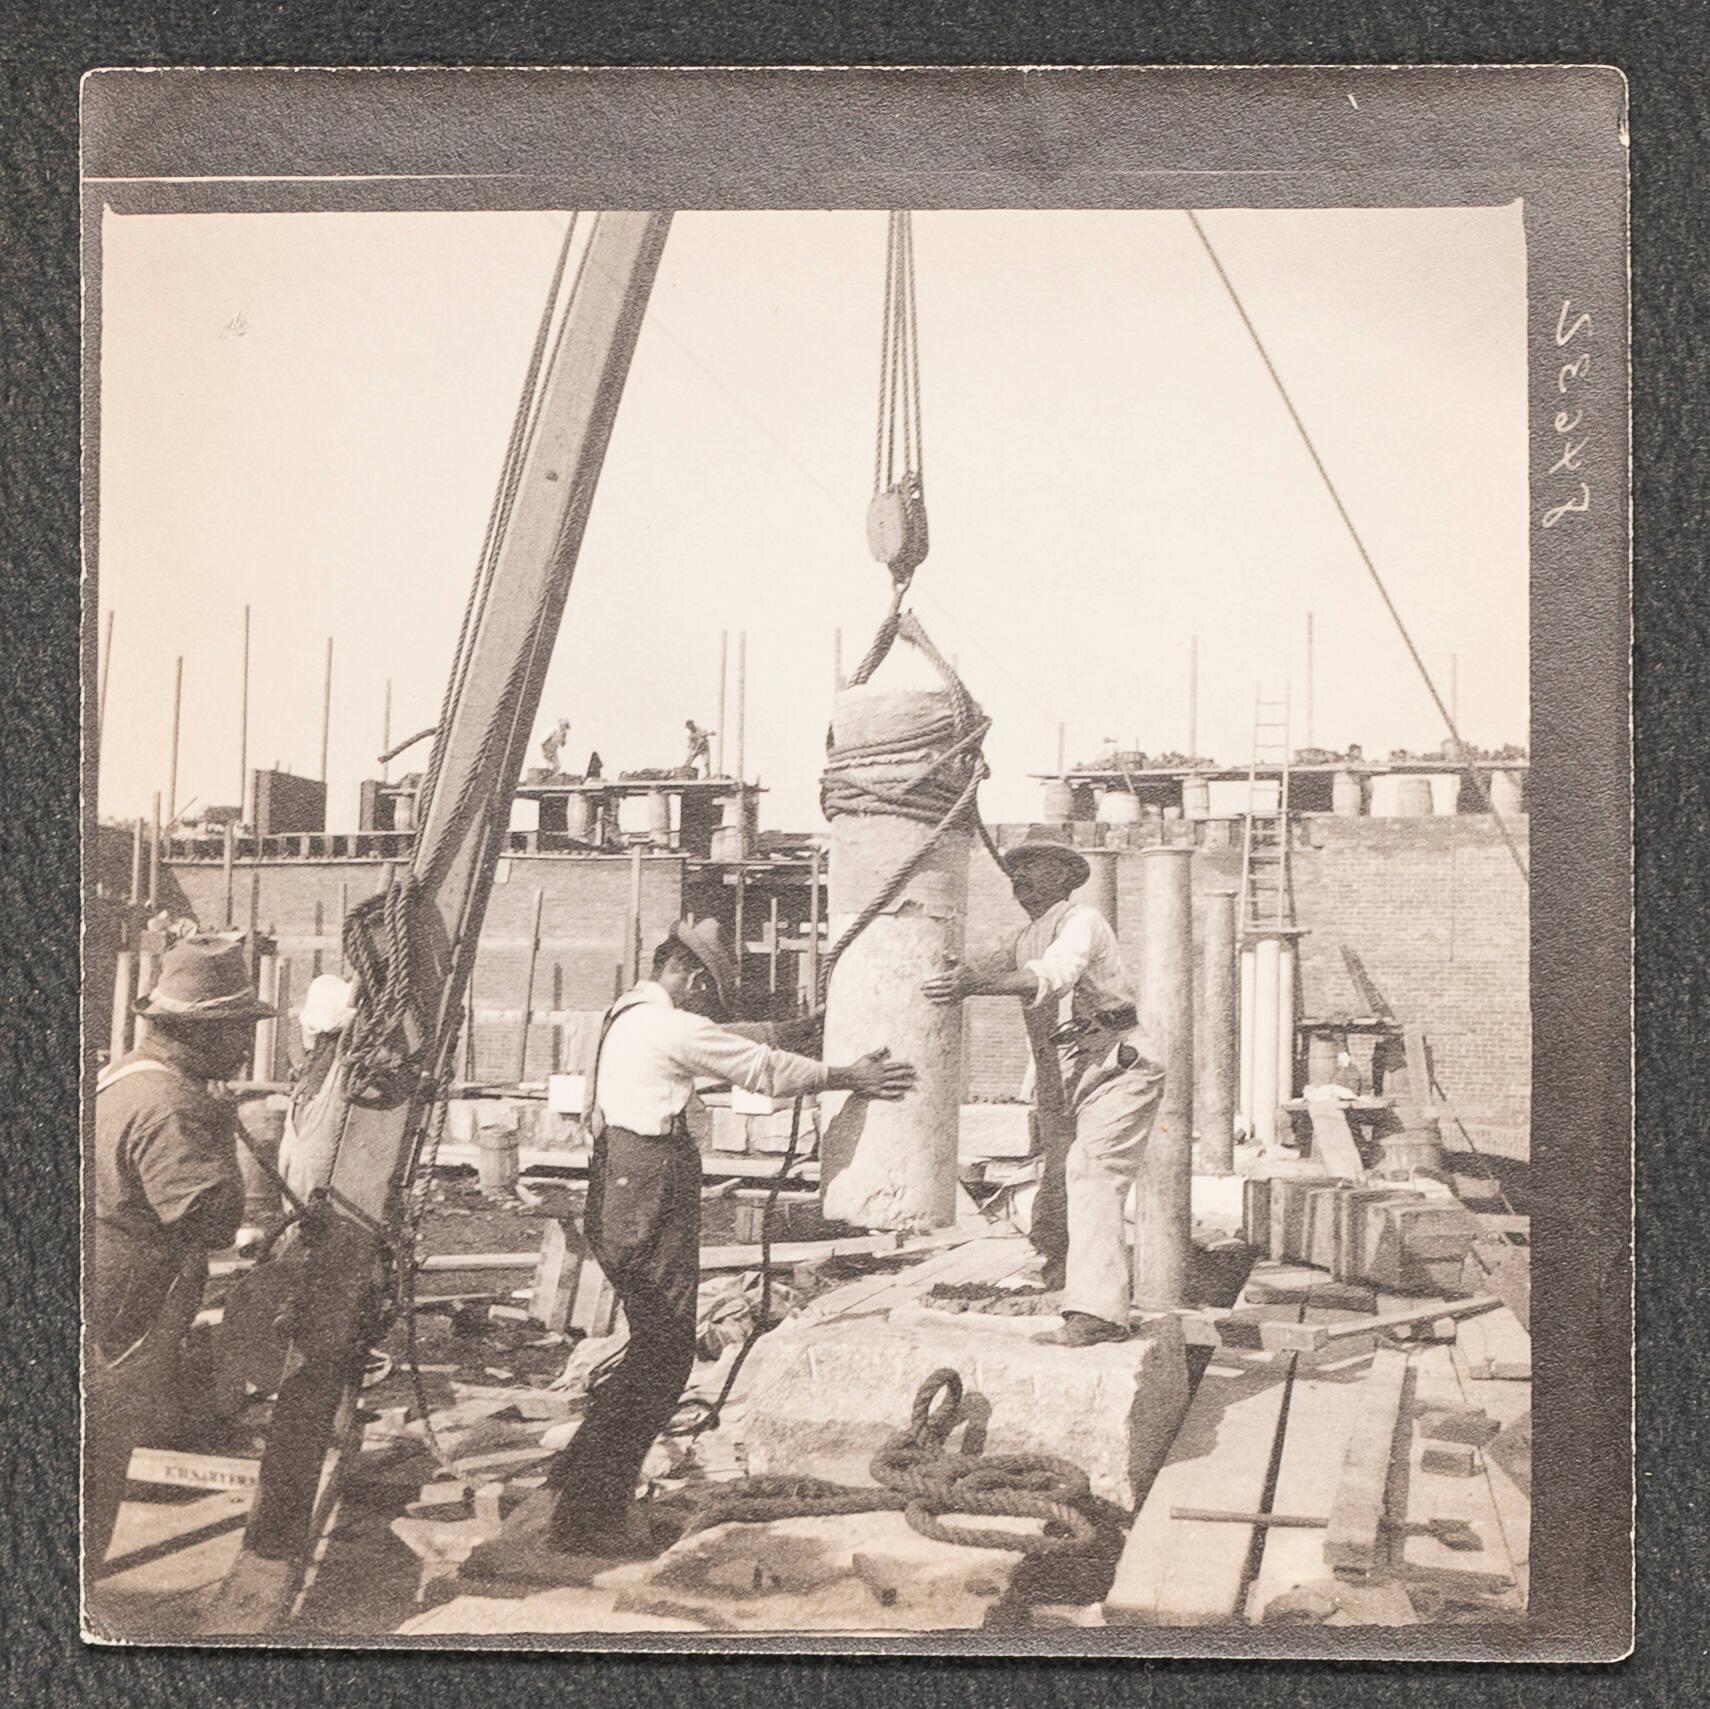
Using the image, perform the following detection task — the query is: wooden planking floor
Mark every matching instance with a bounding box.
[1246,1281,1529,1626]
[1104,1261,1319,1626]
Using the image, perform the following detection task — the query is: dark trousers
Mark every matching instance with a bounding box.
[547,1126,701,1544]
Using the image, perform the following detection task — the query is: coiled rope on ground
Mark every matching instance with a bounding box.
[683,1369,1095,1557]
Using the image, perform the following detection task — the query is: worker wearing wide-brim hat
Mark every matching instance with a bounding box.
[88,937,276,1567]
[924,829,1164,1347]
[537,918,917,1561]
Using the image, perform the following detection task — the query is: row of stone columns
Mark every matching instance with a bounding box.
[1238,931,1298,1145]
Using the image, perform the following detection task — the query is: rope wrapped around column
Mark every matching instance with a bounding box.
[816,611,993,1234]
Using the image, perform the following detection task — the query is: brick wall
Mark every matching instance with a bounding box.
[165,853,685,1080]
[960,816,1530,1160]
[144,813,1530,1157]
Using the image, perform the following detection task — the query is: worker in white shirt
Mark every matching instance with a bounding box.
[544,918,915,1557]
[923,831,1163,1347]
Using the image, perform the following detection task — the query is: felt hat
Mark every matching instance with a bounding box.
[669,919,739,1012]
[1001,829,1091,890]
[134,936,277,1023]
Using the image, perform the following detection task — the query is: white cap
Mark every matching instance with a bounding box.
[299,973,357,1048]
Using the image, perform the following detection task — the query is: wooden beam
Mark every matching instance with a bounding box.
[128,1448,261,1493]
[216,213,673,1632]
[1324,1346,1412,1574]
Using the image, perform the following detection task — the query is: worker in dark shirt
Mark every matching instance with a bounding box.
[88,937,275,1564]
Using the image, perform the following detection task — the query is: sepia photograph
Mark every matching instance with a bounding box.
[79,66,1631,1658]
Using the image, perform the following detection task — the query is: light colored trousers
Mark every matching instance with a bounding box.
[1030,1043,1166,1327]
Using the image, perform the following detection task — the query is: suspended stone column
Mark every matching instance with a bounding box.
[1197,890,1237,1173]
[1134,845,1194,1309]
[1250,934,1281,1146]
[819,685,972,1233]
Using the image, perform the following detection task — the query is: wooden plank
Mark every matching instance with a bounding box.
[1243,1282,1387,1623]
[1324,1347,1413,1573]
[529,1218,579,1331]
[1307,1102,1366,1179]
[1454,1302,1532,1382]
[126,1448,262,1493]
[1107,1276,1307,1626]
[1396,1341,1524,1613]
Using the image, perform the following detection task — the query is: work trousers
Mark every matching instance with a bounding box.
[85,1257,206,1568]
[547,1126,701,1545]
[1030,1050,1166,1328]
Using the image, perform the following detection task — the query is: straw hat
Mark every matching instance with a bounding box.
[669,919,739,1012]
[133,937,277,1023]
[1001,829,1091,890]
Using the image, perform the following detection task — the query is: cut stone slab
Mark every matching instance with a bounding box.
[613,1509,1028,1633]
[958,1104,1035,1162]
[741,1310,1189,1510]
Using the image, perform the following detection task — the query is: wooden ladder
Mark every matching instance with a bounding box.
[1239,683,1294,935]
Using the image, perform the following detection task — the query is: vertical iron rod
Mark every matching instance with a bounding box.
[716,631,727,776]
[381,678,392,784]
[735,630,747,785]
[320,636,333,783]
[516,886,545,1083]
[167,656,183,822]
[148,792,161,908]
[239,605,250,820]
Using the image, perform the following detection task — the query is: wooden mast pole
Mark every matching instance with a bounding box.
[214,213,673,1631]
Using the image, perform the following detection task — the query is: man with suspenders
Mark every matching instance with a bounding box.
[89,937,276,1564]
[543,919,916,1558]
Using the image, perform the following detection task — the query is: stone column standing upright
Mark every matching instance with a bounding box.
[1275,936,1298,1108]
[819,685,972,1234]
[1134,845,1194,1309]
[1251,934,1281,1146]
[1238,940,1257,1136]
[1084,847,1120,929]
[1198,890,1237,1173]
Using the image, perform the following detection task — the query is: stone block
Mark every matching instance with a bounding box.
[742,1311,1189,1510]
[958,1103,1035,1162]
[613,1510,1026,1632]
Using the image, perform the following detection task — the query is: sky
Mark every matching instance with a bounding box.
[93,204,1528,832]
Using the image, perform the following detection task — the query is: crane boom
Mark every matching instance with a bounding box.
[211,212,673,1632]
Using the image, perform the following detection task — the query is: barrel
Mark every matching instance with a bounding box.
[1040,779,1075,824]
[1181,777,1210,819]
[646,789,672,849]
[1305,1031,1340,1089]
[1097,789,1141,825]
[1488,769,1525,816]
[1331,770,1364,816]
[1393,776,1433,818]
[1374,1121,1448,1178]
[476,1115,521,1194]
[393,791,417,833]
